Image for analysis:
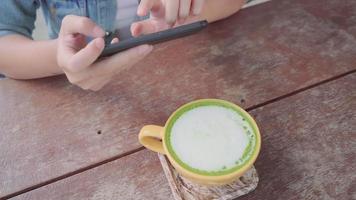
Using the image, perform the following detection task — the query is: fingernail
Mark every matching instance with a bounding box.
[138,45,153,55]
[131,23,139,36]
[93,26,105,37]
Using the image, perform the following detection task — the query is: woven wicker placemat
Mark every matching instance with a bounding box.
[158,154,259,200]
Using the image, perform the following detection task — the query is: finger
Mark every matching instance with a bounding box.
[61,15,105,38]
[95,44,153,74]
[137,0,160,16]
[79,77,110,91]
[66,37,105,72]
[179,0,191,19]
[131,20,156,37]
[111,37,119,44]
[192,0,204,15]
[89,79,110,91]
[165,0,179,24]
[57,33,85,67]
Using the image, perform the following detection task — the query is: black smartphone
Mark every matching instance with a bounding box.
[99,20,208,58]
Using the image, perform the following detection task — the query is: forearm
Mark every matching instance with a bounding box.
[183,0,245,24]
[203,0,245,22]
[0,35,62,79]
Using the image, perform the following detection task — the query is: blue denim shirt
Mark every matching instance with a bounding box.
[0,0,118,39]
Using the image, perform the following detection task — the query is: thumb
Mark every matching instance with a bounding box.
[131,20,172,37]
[131,20,157,37]
[66,38,105,72]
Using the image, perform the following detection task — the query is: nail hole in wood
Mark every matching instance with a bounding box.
[97,130,102,135]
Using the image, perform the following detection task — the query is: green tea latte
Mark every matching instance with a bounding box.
[166,104,256,175]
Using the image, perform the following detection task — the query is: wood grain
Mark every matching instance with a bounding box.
[13,70,356,200]
[296,0,356,36]
[1,0,356,197]
[240,74,356,200]
[12,150,173,200]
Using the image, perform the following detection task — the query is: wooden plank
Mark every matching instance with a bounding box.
[296,0,356,37]
[14,70,356,200]
[13,150,173,200]
[239,75,356,200]
[1,0,356,197]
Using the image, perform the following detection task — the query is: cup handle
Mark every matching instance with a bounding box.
[139,125,166,154]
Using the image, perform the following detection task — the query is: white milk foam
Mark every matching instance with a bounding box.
[170,106,252,172]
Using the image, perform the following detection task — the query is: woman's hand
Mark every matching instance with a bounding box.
[131,0,205,37]
[57,15,153,91]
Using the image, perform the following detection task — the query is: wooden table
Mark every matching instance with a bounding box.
[1,0,355,199]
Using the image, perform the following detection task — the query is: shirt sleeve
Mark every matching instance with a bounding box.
[0,0,40,39]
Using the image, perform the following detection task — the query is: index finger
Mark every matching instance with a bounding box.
[60,15,105,38]
[137,0,161,16]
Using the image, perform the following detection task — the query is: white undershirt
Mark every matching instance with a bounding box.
[115,0,146,39]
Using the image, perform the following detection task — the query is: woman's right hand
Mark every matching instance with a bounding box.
[57,15,153,91]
